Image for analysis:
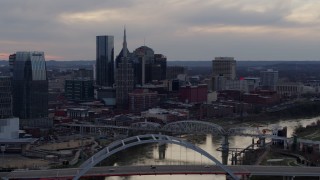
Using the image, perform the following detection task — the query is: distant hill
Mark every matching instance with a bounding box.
[0,60,8,66]
[168,60,320,67]
[46,60,95,68]
[2,59,320,68]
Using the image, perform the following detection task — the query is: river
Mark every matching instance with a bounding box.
[104,116,320,180]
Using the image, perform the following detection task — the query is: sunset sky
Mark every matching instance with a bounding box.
[1,0,320,61]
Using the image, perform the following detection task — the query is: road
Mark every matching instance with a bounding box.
[3,165,320,179]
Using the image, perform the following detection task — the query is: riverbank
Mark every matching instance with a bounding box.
[205,101,320,129]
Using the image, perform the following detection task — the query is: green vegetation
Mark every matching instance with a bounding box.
[294,120,320,141]
[268,101,320,119]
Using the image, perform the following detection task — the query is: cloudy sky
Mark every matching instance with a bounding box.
[1,0,320,61]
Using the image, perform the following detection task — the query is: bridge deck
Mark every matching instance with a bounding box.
[4,165,320,179]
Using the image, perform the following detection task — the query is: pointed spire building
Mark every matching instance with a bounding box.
[115,27,134,109]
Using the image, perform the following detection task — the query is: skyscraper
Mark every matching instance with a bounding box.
[96,36,114,87]
[0,76,19,139]
[116,28,134,109]
[132,46,167,85]
[0,76,12,119]
[260,69,279,91]
[12,52,49,123]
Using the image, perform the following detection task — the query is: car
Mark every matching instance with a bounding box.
[109,169,115,172]
[204,165,210,168]
[150,165,156,169]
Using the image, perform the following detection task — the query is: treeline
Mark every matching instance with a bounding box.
[267,102,320,119]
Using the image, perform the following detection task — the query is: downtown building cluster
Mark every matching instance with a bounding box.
[94,28,167,111]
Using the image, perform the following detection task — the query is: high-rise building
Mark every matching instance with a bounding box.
[260,69,279,90]
[132,47,167,85]
[96,35,114,87]
[0,76,19,139]
[116,28,134,109]
[12,51,49,121]
[132,46,154,85]
[0,76,13,118]
[65,79,94,101]
[154,54,167,81]
[212,57,236,80]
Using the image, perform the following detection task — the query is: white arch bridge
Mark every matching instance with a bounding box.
[73,134,239,180]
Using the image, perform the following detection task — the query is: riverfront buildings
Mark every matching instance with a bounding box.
[96,36,114,87]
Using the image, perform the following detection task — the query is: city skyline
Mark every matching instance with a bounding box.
[1,1,320,61]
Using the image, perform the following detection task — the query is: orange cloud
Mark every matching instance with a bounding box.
[0,53,10,60]
[45,55,64,60]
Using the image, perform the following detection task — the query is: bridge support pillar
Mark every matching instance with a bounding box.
[221,135,229,165]
[283,176,295,180]
[284,140,288,150]
[258,136,266,148]
[240,174,250,180]
[222,135,229,151]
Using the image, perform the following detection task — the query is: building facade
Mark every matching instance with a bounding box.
[212,57,236,80]
[132,46,167,85]
[0,76,12,118]
[116,28,134,109]
[12,51,48,120]
[128,89,158,112]
[96,36,114,87]
[260,69,278,90]
[276,82,303,97]
[65,79,94,101]
[179,84,208,103]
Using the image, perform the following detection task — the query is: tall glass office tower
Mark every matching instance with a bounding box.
[96,36,114,87]
[12,51,48,120]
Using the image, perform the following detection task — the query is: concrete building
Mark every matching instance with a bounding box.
[116,28,134,109]
[209,75,226,91]
[225,79,248,92]
[212,57,236,80]
[243,77,260,92]
[276,82,304,98]
[0,117,19,139]
[65,79,94,101]
[11,51,50,128]
[67,108,89,120]
[96,35,114,87]
[260,69,278,90]
[128,89,158,112]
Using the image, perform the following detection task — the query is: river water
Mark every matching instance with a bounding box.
[104,116,320,180]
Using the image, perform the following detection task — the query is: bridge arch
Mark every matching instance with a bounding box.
[130,121,162,131]
[74,134,239,180]
[162,120,226,135]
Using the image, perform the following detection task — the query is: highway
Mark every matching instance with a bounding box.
[4,165,320,179]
